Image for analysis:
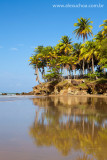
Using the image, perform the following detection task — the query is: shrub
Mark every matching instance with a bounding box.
[44,68,62,81]
[87,72,101,80]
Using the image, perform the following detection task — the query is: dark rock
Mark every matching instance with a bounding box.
[33,82,55,95]
[71,80,83,86]
[2,93,7,95]
[16,93,20,95]
[21,91,34,95]
[95,83,107,94]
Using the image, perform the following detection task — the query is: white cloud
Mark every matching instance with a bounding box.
[10,48,18,51]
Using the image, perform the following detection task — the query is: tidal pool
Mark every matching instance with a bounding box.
[0,96,107,160]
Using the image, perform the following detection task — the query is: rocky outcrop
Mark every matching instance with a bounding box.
[87,79,107,94]
[33,79,107,96]
[95,83,107,94]
[33,82,55,95]
[2,93,7,95]
[21,91,34,95]
[71,79,84,86]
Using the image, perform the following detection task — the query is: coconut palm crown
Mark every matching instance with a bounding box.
[73,17,93,42]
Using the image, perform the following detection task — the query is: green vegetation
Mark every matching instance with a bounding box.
[29,18,107,83]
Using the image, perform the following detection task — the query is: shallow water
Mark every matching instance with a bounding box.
[0,96,107,160]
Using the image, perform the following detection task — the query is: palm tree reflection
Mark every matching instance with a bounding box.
[29,97,107,160]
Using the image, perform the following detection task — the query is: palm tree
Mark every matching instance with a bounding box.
[83,41,99,73]
[94,31,104,43]
[100,19,107,38]
[73,43,82,77]
[74,17,93,42]
[60,35,72,45]
[29,54,41,84]
[98,38,107,74]
[55,36,73,79]
[29,45,51,84]
[56,36,73,56]
[60,55,71,79]
[73,43,81,56]
[74,17,93,75]
[31,46,54,82]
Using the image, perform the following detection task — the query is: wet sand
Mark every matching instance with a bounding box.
[0,96,107,160]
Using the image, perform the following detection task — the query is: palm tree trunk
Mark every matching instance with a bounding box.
[74,70,76,79]
[36,68,41,84]
[64,67,66,77]
[61,67,63,81]
[67,69,69,79]
[72,70,73,76]
[104,68,106,75]
[87,63,90,73]
[75,69,76,79]
[83,58,85,75]
[61,67,63,76]
[92,56,95,73]
[80,69,82,76]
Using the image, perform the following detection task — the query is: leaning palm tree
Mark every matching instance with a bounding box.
[29,54,41,84]
[31,46,53,82]
[29,45,47,84]
[73,17,93,75]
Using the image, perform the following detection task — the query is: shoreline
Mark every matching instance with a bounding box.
[48,94,107,98]
[0,94,107,98]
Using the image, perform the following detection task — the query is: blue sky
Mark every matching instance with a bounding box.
[0,0,107,93]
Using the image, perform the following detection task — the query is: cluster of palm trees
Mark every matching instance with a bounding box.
[29,18,107,83]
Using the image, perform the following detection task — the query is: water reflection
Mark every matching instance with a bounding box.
[29,96,107,160]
